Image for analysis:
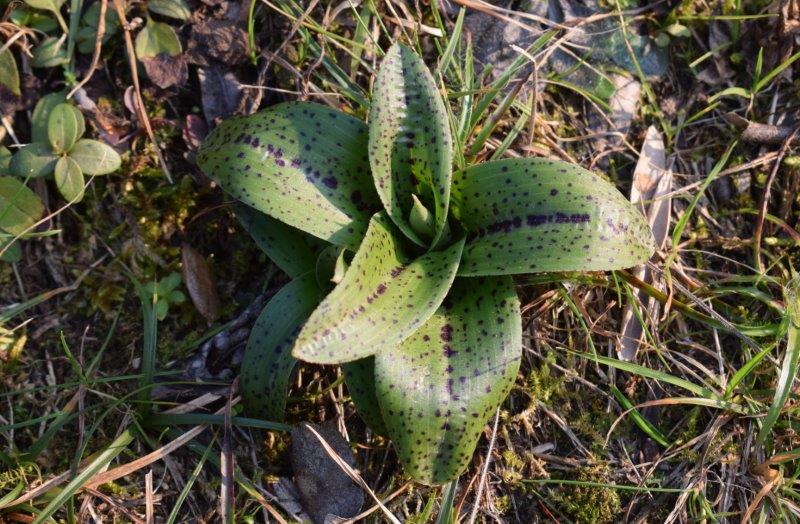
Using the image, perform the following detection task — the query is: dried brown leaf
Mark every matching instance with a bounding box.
[181,244,221,323]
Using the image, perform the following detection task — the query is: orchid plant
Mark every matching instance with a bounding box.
[197,43,655,485]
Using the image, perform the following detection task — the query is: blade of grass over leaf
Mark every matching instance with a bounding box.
[197,102,381,250]
[610,386,670,447]
[241,272,321,421]
[369,42,453,247]
[293,212,465,364]
[146,413,292,432]
[451,158,655,276]
[375,276,521,485]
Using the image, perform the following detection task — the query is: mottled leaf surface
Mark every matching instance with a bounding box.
[369,43,452,247]
[293,212,465,364]
[374,276,521,485]
[236,204,320,279]
[451,158,655,276]
[197,102,381,249]
[241,273,321,421]
[342,357,387,435]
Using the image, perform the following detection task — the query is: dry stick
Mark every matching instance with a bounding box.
[145,470,154,524]
[753,127,798,274]
[467,407,501,524]
[220,395,235,523]
[109,0,172,183]
[67,0,106,99]
[83,487,146,524]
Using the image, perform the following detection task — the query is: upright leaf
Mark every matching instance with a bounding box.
[241,273,321,421]
[293,212,465,364]
[374,276,521,485]
[0,176,44,235]
[236,204,320,278]
[135,19,182,58]
[0,42,20,98]
[369,43,453,247]
[31,92,67,144]
[342,357,388,435]
[450,158,656,276]
[197,102,381,249]
[48,103,84,152]
[54,156,85,202]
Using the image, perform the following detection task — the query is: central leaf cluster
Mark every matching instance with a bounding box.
[197,43,655,485]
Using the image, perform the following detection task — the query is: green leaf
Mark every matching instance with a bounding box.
[31,36,68,68]
[48,103,84,152]
[0,146,12,175]
[236,203,320,278]
[369,43,453,247]
[54,156,85,202]
[77,3,120,54]
[11,143,59,178]
[135,19,182,58]
[374,276,521,485]
[241,273,321,421]
[24,0,66,14]
[0,43,20,97]
[197,102,381,250]
[148,0,191,21]
[0,237,21,262]
[292,212,465,364]
[31,92,67,144]
[757,277,800,444]
[0,176,44,235]
[450,158,655,276]
[68,139,121,175]
[342,357,388,435]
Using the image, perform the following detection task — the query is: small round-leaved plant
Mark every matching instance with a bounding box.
[197,43,655,485]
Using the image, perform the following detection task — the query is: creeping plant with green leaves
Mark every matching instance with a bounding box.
[197,43,655,485]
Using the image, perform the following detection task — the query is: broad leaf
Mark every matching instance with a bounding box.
[0,236,21,262]
[148,0,191,21]
[24,0,65,14]
[369,43,453,247]
[31,92,67,144]
[31,36,68,68]
[236,204,320,279]
[0,146,12,175]
[77,3,120,54]
[450,158,656,276]
[54,156,85,202]
[68,139,121,175]
[11,143,58,178]
[374,276,521,485]
[197,102,381,249]
[135,19,182,58]
[0,176,44,235]
[0,43,20,97]
[48,103,84,152]
[293,212,465,364]
[241,273,322,421]
[342,357,387,435]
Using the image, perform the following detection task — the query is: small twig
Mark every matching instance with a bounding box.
[467,408,500,524]
[145,470,154,524]
[221,392,235,523]
[753,127,799,273]
[109,0,173,183]
[67,0,107,99]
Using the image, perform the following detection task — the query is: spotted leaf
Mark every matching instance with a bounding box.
[342,357,387,435]
[241,272,322,421]
[198,102,381,250]
[236,204,322,279]
[369,43,453,248]
[374,276,521,485]
[292,212,465,364]
[450,158,656,276]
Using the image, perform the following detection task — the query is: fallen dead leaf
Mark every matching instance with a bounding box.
[198,66,243,124]
[140,53,188,89]
[181,244,221,323]
[619,126,672,361]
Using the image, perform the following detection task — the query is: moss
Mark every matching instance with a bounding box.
[525,352,565,407]
[550,466,622,524]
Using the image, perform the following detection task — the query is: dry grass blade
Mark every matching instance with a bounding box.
[304,423,402,524]
[145,469,154,524]
[67,0,107,99]
[467,407,500,524]
[619,126,670,361]
[221,395,234,523]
